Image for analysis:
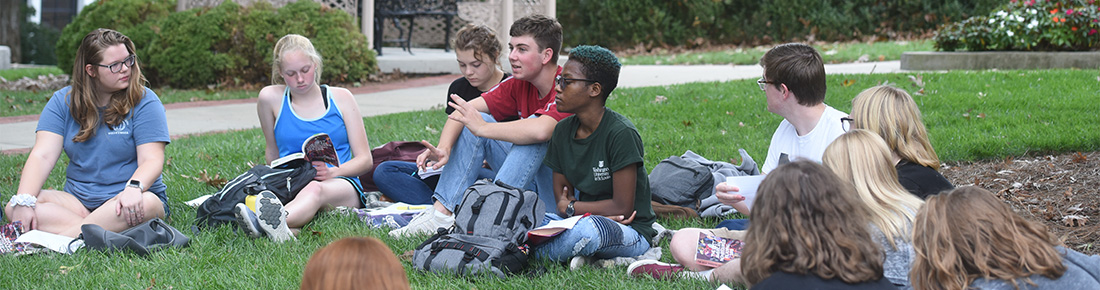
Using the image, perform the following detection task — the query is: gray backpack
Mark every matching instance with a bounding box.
[649,155,715,211]
[412,179,545,278]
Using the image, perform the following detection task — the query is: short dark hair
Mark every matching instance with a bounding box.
[509,14,563,64]
[567,45,620,100]
[760,43,827,106]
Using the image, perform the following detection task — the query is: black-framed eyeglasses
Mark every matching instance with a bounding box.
[757,78,777,91]
[555,75,597,88]
[841,117,854,132]
[92,54,136,73]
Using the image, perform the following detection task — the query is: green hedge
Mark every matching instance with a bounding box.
[57,0,376,89]
[558,0,1002,49]
[934,0,1100,51]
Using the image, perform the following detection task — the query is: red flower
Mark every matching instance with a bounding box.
[1090,29,1098,35]
[1066,9,1074,15]
[1071,26,1078,31]
[1051,9,1059,14]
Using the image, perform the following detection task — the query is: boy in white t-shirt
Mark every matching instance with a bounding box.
[756,43,847,174]
[627,43,849,283]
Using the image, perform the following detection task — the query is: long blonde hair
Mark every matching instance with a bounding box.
[910,186,1066,290]
[270,34,323,86]
[69,28,147,142]
[823,130,925,249]
[851,85,941,170]
[742,161,883,285]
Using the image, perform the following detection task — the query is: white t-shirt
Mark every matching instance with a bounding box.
[761,105,848,173]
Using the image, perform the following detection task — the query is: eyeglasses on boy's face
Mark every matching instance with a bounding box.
[93,54,136,73]
[841,117,854,132]
[555,75,597,88]
[757,78,777,91]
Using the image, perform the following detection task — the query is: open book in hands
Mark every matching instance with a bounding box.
[526,213,590,245]
[270,133,340,168]
[695,232,744,268]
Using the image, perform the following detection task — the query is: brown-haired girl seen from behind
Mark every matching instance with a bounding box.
[910,186,1100,290]
[741,161,895,289]
[301,237,410,290]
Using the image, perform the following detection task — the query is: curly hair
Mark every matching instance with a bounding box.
[509,14,562,64]
[68,28,148,142]
[851,85,942,170]
[271,34,323,86]
[910,186,1066,290]
[567,45,621,99]
[742,161,884,285]
[453,24,502,66]
[759,43,826,106]
[823,129,924,249]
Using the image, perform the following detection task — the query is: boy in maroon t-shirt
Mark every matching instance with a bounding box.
[390,15,569,238]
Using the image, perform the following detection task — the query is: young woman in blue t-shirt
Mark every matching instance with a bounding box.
[246,34,373,242]
[4,28,170,238]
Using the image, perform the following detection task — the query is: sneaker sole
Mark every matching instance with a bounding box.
[255,191,294,242]
[234,203,263,238]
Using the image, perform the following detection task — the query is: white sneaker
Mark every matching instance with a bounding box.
[255,191,295,242]
[388,207,454,238]
[569,256,592,270]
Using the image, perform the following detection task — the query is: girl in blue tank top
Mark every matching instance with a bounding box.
[249,34,374,242]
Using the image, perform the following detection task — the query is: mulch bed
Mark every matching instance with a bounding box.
[942,151,1100,255]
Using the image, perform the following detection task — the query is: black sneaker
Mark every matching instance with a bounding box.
[233,203,264,238]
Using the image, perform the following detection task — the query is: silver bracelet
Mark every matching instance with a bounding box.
[7,194,37,209]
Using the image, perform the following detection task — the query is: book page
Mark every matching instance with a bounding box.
[695,232,743,268]
[526,214,589,245]
[14,230,83,254]
[725,175,765,209]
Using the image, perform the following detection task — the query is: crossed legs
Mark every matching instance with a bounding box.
[3,189,165,238]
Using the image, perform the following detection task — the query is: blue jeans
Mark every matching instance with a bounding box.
[433,113,555,213]
[533,215,651,262]
[717,218,750,231]
[374,160,493,205]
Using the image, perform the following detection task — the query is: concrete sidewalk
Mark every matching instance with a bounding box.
[0,61,903,153]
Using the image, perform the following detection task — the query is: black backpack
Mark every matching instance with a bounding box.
[412,179,545,278]
[195,158,315,229]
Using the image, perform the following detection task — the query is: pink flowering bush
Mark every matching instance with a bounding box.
[935,0,1099,51]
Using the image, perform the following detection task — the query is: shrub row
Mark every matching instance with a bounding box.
[934,0,1100,51]
[57,0,376,89]
[557,0,1003,50]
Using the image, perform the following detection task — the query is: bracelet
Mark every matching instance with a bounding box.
[7,194,37,209]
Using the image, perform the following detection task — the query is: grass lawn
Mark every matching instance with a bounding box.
[619,40,934,66]
[1,89,257,118]
[0,67,66,81]
[1,69,1099,289]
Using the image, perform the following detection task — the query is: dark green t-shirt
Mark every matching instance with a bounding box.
[543,108,657,241]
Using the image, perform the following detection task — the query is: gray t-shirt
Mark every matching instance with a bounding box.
[37,86,170,209]
[868,211,917,289]
[969,246,1100,289]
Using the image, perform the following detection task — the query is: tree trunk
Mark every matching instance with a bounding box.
[0,0,22,63]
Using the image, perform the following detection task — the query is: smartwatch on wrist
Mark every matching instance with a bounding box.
[565,200,576,217]
[127,179,144,191]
